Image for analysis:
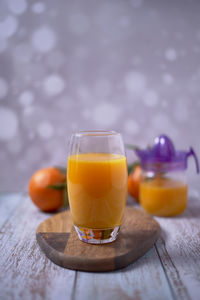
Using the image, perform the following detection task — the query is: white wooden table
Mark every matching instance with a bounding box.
[0,192,200,300]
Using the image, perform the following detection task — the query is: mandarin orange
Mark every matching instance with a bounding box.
[128,165,142,202]
[28,167,66,212]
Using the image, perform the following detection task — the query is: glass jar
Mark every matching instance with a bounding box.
[134,135,199,217]
[140,169,187,216]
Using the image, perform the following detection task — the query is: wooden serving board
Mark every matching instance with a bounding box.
[36,206,160,272]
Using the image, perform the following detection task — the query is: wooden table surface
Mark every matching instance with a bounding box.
[0,192,200,300]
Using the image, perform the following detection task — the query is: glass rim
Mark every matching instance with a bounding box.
[73,130,121,137]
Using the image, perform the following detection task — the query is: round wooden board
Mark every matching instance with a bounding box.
[36,206,160,272]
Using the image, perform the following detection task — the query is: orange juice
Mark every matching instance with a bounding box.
[140,177,187,216]
[67,153,127,229]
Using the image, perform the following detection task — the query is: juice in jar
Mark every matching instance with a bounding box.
[67,153,127,229]
[140,177,188,217]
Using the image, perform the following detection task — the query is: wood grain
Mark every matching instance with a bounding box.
[74,247,175,300]
[36,207,160,272]
[155,195,200,300]
[0,192,23,228]
[1,192,200,300]
[0,195,76,300]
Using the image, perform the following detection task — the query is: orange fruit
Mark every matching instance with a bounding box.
[93,230,103,240]
[128,165,142,202]
[28,167,66,212]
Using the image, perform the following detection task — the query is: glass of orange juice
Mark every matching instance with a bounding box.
[67,131,128,244]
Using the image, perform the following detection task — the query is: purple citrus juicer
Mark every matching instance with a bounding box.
[134,135,199,173]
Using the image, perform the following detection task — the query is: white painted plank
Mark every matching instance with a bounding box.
[155,192,200,300]
[2,191,199,300]
[0,195,76,300]
[74,246,173,300]
[0,193,23,228]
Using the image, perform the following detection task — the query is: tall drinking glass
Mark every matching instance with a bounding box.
[67,131,128,244]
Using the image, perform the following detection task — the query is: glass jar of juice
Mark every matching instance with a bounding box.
[135,135,199,217]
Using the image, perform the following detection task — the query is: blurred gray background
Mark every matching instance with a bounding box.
[0,0,200,192]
